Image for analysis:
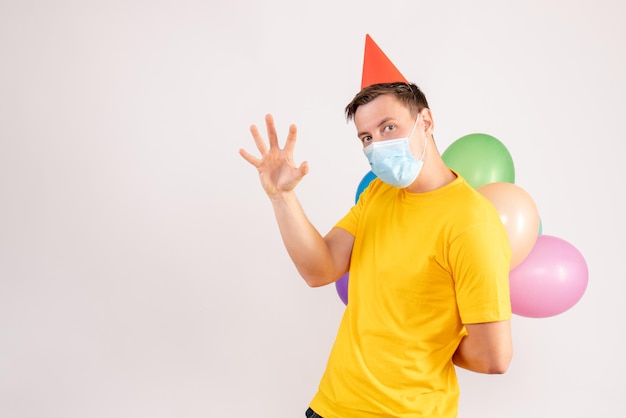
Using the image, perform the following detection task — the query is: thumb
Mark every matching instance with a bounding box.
[298,161,309,178]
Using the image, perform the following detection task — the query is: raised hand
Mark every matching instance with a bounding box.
[239,114,309,199]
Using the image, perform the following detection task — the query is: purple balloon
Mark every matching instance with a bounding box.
[335,272,349,305]
[509,235,588,318]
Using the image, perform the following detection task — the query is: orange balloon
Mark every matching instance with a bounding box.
[478,182,540,269]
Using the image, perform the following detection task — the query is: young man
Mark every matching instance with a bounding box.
[239,82,513,417]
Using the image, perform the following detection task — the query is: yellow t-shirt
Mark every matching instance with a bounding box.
[310,174,512,417]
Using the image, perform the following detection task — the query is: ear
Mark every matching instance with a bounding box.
[420,108,435,134]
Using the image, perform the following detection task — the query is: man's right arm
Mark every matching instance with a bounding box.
[239,114,354,287]
[271,190,354,287]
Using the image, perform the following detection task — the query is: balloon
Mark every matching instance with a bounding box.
[478,182,540,269]
[509,235,588,318]
[335,272,349,305]
[355,170,377,203]
[442,133,515,189]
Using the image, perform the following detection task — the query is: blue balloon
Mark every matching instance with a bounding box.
[355,170,377,203]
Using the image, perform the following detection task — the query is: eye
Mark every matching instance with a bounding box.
[361,135,373,144]
[383,124,396,134]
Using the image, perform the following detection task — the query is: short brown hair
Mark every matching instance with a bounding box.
[345,82,430,121]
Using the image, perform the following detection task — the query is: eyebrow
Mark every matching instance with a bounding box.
[357,117,395,138]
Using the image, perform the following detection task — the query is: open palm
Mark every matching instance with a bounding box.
[239,114,309,198]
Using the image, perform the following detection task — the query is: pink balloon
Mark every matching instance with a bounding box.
[335,272,349,305]
[509,235,588,318]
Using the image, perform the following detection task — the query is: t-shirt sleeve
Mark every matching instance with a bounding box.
[334,178,377,235]
[335,205,359,236]
[449,221,513,324]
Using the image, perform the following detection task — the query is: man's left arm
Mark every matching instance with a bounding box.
[452,320,513,374]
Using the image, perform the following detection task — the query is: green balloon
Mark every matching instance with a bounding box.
[442,133,515,189]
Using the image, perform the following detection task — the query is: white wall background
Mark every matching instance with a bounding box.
[1,0,624,417]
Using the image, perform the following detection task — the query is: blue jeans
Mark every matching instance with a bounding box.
[305,407,323,418]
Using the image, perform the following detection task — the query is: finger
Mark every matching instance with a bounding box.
[265,114,279,149]
[285,161,309,189]
[239,148,261,167]
[283,124,298,154]
[298,160,309,177]
[249,124,268,155]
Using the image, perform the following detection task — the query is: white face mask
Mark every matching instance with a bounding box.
[363,115,427,188]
